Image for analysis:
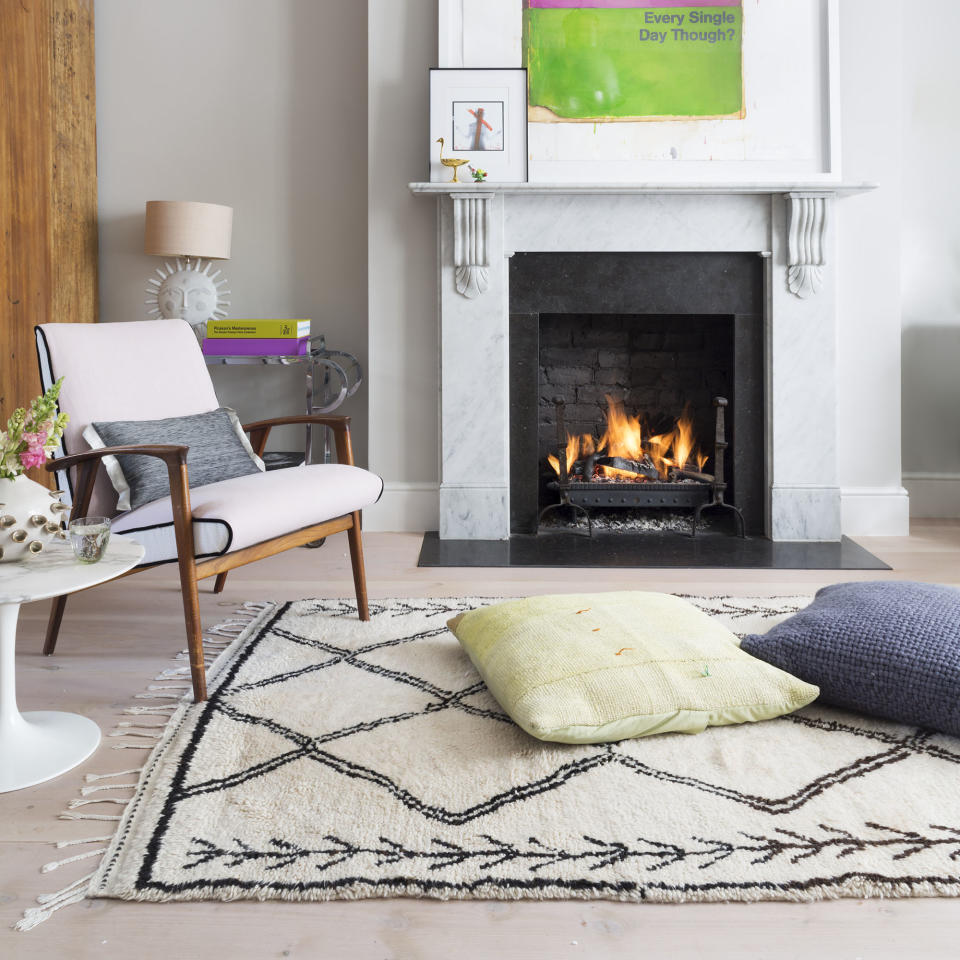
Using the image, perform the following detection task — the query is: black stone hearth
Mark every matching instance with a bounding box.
[418,532,890,570]
[509,251,765,540]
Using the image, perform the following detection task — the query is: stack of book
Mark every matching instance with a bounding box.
[202,319,312,356]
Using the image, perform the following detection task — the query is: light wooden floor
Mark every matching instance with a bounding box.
[3,522,960,959]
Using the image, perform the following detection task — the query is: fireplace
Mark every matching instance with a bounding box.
[408,182,888,543]
[509,252,765,536]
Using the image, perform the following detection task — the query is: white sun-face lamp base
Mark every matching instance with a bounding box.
[145,257,231,340]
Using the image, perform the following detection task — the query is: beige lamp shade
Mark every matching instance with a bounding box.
[144,200,233,259]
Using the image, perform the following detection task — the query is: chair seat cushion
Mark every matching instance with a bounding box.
[111,464,384,566]
[448,591,819,744]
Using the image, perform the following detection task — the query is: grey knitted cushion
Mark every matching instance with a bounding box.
[741,581,960,737]
[83,408,264,511]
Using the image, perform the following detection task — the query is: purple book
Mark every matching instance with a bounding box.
[202,336,310,357]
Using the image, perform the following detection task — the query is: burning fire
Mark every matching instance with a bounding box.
[548,396,708,482]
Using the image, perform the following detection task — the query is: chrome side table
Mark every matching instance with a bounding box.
[204,334,363,465]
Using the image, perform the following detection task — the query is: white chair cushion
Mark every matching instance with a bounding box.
[111,464,384,566]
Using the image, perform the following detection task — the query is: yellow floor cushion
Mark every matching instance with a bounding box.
[448,591,819,743]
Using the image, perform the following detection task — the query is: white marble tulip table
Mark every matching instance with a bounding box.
[0,536,144,792]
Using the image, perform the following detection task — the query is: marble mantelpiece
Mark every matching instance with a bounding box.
[411,181,875,542]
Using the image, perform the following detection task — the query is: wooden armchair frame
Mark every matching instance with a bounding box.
[44,414,369,702]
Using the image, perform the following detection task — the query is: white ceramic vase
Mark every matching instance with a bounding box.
[0,475,68,562]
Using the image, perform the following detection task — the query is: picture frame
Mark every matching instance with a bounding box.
[429,68,527,184]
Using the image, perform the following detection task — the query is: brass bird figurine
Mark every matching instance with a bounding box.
[436,137,469,183]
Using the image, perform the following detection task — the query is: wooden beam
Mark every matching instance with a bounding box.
[0,0,97,485]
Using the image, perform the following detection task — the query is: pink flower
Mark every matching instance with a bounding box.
[19,448,47,469]
[22,430,48,452]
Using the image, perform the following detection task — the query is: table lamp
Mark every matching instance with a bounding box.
[144,200,233,339]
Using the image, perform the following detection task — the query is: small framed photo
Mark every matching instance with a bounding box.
[429,68,527,183]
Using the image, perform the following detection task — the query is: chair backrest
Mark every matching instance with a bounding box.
[36,318,220,515]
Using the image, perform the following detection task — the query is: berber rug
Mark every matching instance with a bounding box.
[29,595,960,924]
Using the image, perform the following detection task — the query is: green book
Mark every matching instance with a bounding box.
[206,319,311,339]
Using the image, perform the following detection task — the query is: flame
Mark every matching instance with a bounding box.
[671,408,696,472]
[598,398,645,460]
[547,431,583,477]
[548,395,708,482]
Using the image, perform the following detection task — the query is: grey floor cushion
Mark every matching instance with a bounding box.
[741,581,960,737]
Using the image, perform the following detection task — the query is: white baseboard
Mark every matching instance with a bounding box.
[840,486,910,536]
[902,473,960,519]
[363,481,439,532]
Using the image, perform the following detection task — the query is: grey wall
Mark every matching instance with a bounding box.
[901,0,960,516]
[95,0,369,463]
[365,0,439,530]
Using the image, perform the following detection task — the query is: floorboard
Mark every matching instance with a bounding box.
[2,521,960,958]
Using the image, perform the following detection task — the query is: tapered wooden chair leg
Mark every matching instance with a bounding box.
[347,511,370,621]
[43,594,69,656]
[177,557,207,701]
[213,572,228,593]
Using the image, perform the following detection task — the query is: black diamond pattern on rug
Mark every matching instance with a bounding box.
[94,596,960,906]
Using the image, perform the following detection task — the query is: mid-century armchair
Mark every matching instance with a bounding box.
[35,319,383,702]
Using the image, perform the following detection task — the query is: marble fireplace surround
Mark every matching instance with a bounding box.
[410,181,874,542]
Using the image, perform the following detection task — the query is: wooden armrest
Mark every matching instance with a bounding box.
[49,443,189,473]
[46,443,192,523]
[242,414,354,465]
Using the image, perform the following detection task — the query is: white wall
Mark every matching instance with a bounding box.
[836,0,909,535]
[900,0,960,517]
[95,0,369,464]
[364,0,440,531]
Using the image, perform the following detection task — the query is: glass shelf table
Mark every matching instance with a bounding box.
[203,334,363,465]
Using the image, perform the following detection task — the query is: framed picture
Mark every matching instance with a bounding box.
[523,1,744,124]
[429,68,527,183]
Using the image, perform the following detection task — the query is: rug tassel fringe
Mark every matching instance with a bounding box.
[66,797,130,809]
[15,600,276,932]
[153,670,189,680]
[58,813,124,821]
[84,768,143,782]
[80,783,138,795]
[55,835,114,848]
[205,625,248,637]
[14,873,95,932]
[42,848,108,872]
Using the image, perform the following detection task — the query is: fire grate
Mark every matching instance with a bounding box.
[540,395,745,538]
[547,479,709,510]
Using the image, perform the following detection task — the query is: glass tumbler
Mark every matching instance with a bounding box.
[69,517,111,563]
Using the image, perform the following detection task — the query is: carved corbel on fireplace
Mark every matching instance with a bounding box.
[451,192,493,299]
[786,192,830,299]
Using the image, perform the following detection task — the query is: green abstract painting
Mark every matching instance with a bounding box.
[524,1,744,122]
